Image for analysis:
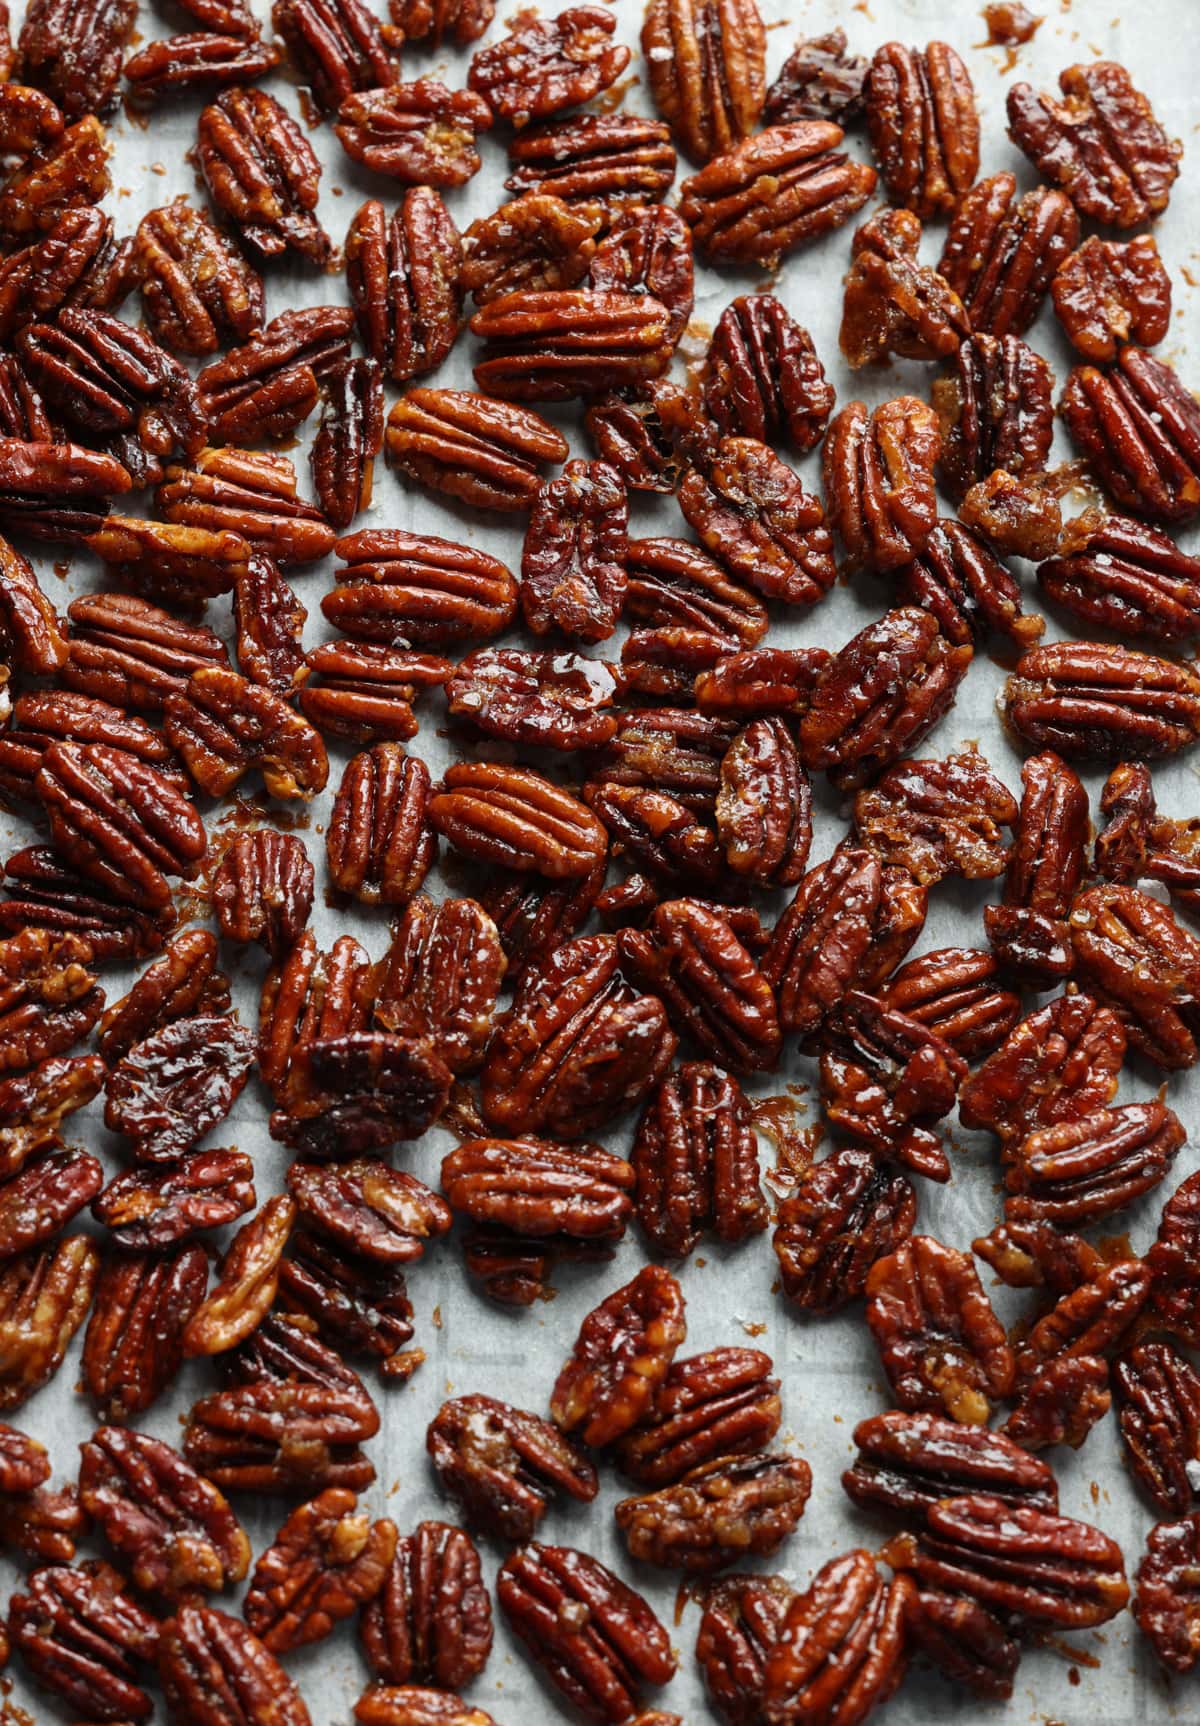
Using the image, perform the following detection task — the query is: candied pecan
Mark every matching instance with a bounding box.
[764,27,867,126]
[703,296,831,456]
[274,0,398,114]
[696,1571,794,1726]
[346,191,462,385]
[0,436,131,545]
[773,1149,916,1314]
[298,641,450,744]
[1010,1253,1149,1395]
[910,1494,1129,1629]
[386,387,567,511]
[1008,60,1180,227]
[1039,508,1200,643]
[0,1054,103,1182]
[158,449,334,568]
[0,846,169,966]
[852,750,1015,887]
[938,172,1079,339]
[0,690,176,810]
[243,1489,395,1654]
[278,1231,416,1376]
[618,626,724,702]
[181,1195,295,1359]
[430,762,605,880]
[468,5,628,125]
[441,1135,633,1243]
[79,1426,249,1599]
[287,1159,450,1266]
[326,748,434,908]
[134,198,263,360]
[0,1149,101,1260]
[428,1395,596,1540]
[641,0,763,163]
[1004,1101,1183,1227]
[680,121,875,266]
[63,591,228,714]
[844,1409,1057,1525]
[259,931,372,1108]
[1134,1513,1200,1673]
[1053,233,1172,363]
[0,79,61,155]
[461,192,599,307]
[957,467,1062,562]
[588,206,693,345]
[713,718,811,888]
[85,516,250,612]
[0,538,67,683]
[311,357,384,534]
[631,1064,764,1258]
[197,87,331,267]
[0,1235,97,1410]
[194,305,351,447]
[521,458,627,639]
[618,1347,779,1489]
[497,1543,675,1722]
[122,32,282,103]
[881,948,1018,1062]
[448,648,617,753]
[551,1264,686,1447]
[1147,1175,1200,1349]
[336,81,492,186]
[95,929,229,1065]
[507,112,676,204]
[233,553,307,697]
[81,1245,207,1422]
[392,0,491,45]
[678,437,834,607]
[864,41,977,218]
[761,1550,911,1726]
[165,665,327,802]
[1116,1343,1200,1516]
[1004,639,1200,760]
[0,1481,85,1563]
[616,1451,810,1573]
[16,0,134,120]
[10,1558,158,1722]
[0,926,101,1077]
[159,1605,312,1726]
[626,536,766,646]
[959,991,1124,1143]
[840,208,967,368]
[1005,1353,1109,1452]
[822,397,940,572]
[471,287,671,402]
[1071,882,1200,1067]
[212,831,313,960]
[1061,346,1200,525]
[479,862,604,986]
[0,1421,49,1493]
[986,750,1088,985]
[94,1147,255,1252]
[933,333,1055,502]
[0,352,53,441]
[0,116,110,246]
[328,530,516,649]
[362,1521,492,1689]
[902,1588,1019,1700]
[279,1028,452,1159]
[354,1692,500,1726]
[104,1015,256,1163]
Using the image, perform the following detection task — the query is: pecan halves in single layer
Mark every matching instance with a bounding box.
[197,86,331,267]
[1070,881,1200,1068]
[335,81,493,187]
[1007,60,1181,227]
[938,171,1079,339]
[158,1605,312,1726]
[385,387,567,511]
[823,396,941,572]
[361,1520,493,1689]
[81,1245,208,1422]
[632,1064,765,1258]
[1004,639,1200,761]
[959,990,1125,1147]
[212,830,314,959]
[761,1550,911,1726]
[346,191,463,384]
[550,1264,686,1447]
[273,0,399,115]
[427,1395,597,1542]
[122,33,283,107]
[468,5,630,126]
[1052,233,1173,363]
[195,304,353,445]
[715,718,811,888]
[641,0,765,164]
[1061,347,1200,526]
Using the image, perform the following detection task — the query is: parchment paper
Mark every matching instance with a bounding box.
[2,0,1199,1720]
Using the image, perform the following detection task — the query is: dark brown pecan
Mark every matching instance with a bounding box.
[615,1452,810,1573]
[1094,762,1200,916]
[0,1480,86,1564]
[16,0,134,119]
[94,1147,255,1251]
[765,27,866,125]
[0,1148,101,1260]
[986,750,1088,985]
[430,762,606,880]
[362,1521,492,1689]
[0,925,101,1075]
[274,0,398,114]
[1149,1172,1200,1345]
[335,81,492,187]
[902,1588,1020,1700]
[277,1031,452,1161]
[521,458,627,640]
[497,1543,675,1723]
[326,748,435,908]
[1039,507,1200,643]
[95,929,229,1065]
[865,41,978,218]
[391,0,491,45]
[881,948,1019,1062]
[631,1064,764,1258]
[938,171,1079,339]
[773,1149,916,1314]
[1008,60,1180,227]
[0,1054,103,1182]
[233,554,307,696]
[63,591,228,714]
[822,397,941,572]
[714,718,811,888]
[135,198,263,359]
[866,1235,1014,1424]
[287,1159,450,1266]
[1004,1101,1183,1227]
[385,387,567,511]
[312,357,385,533]
[0,116,111,247]
[588,206,693,348]
[641,0,764,163]
[427,1395,597,1541]
[79,1426,249,1598]
[1004,639,1200,760]
[478,862,604,986]
[843,1409,1057,1524]
[506,112,676,205]
[1061,347,1200,526]
[761,1550,911,1726]
[0,1420,50,1493]
[104,1015,255,1164]
[278,1231,417,1377]
[909,1494,1129,1629]
[696,1571,794,1726]
[933,333,1055,502]
[244,1488,395,1653]
[122,33,282,104]
[441,1136,633,1243]
[346,192,463,383]
[84,516,250,611]
[158,448,335,567]
[0,845,170,966]
[0,690,178,810]
[81,1245,207,1422]
[841,208,967,368]
[960,994,1124,1151]
[194,304,352,445]
[0,206,133,349]
[159,1604,312,1726]
[471,288,672,403]
[1135,1513,1200,1672]
[0,79,61,154]
[587,778,715,895]
[197,87,331,267]
[181,1195,295,1358]
[468,5,629,125]
[1053,233,1172,362]
[165,665,328,802]
[0,1234,97,1411]
[448,648,616,752]
[1116,1342,1200,1516]
[259,931,372,1113]
[852,750,1016,887]
[1071,882,1200,1068]
[10,1558,158,1722]
[462,192,600,308]
[627,536,766,652]
[703,295,831,455]
[679,120,875,267]
[212,830,313,959]
[328,529,516,649]
[551,1264,686,1447]
[297,641,451,744]
[0,352,54,440]
[354,1691,500,1726]
[618,1347,779,1489]
[678,436,834,608]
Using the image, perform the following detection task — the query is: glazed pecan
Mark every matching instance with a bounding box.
[159,448,335,566]
[616,1452,810,1573]
[298,641,450,744]
[761,1550,911,1726]
[0,79,61,154]
[713,718,811,889]
[211,831,311,961]
[1071,882,1200,1068]
[278,1232,417,1376]
[85,515,250,611]
[696,1571,795,1726]
[81,1245,207,1423]
[1116,1342,1200,1517]
[0,1422,49,1493]
[938,171,1079,338]
[122,32,282,104]
[882,948,1019,1061]
[448,648,617,752]
[0,1235,97,1411]
[902,1588,1020,1700]
[0,116,111,247]
[0,926,101,1078]
[773,1149,915,1314]
[273,0,398,113]
[852,750,1016,887]
[244,1489,395,1653]
[165,666,328,802]
[985,750,1088,986]
[1039,508,1200,644]
[519,459,627,638]
[104,1015,255,1163]
[427,1395,597,1541]
[230,556,306,697]
[0,206,133,345]
[959,992,1125,1146]
[0,845,170,966]
[471,287,672,403]
[1008,60,1180,227]
[843,1409,1057,1524]
[135,198,263,359]
[386,387,567,511]
[1053,233,1172,362]
[631,1064,764,1258]
[1004,1101,1183,1227]
[16,0,134,119]
[328,529,516,649]
[909,1493,1129,1629]
[1134,1513,1200,1672]
[0,690,180,810]
[441,1136,633,1244]
[346,192,462,383]
[354,1691,499,1726]
[429,762,605,881]
[0,436,131,545]
[551,1264,686,1447]
[618,1347,779,1490]
[703,295,832,455]
[478,862,604,986]
[764,27,867,125]
[678,437,835,607]
[0,1480,86,1564]
[965,472,1058,567]
[679,121,876,266]
[840,208,967,368]
[95,929,229,1065]
[286,1159,450,1267]
[588,206,693,346]
[1149,1172,1200,1345]
[325,748,434,908]
[497,1543,675,1723]
[507,112,676,205]
[197,87,331,266]
[1061,347,1200,526]
[468,5,629,124]
[822,397,940,572]
[361,1521,492,1690]
[0,1149,101,1260]
[195,303,352,445]
[864,41,978,217]
[391,0,491,45]
[1004,640,1200,760]
[0,1054,103,1182]
[181,1195,295,1358]
[641,0,764,163]
[94,1147,255,1252]
[159,1605,311,1726]
[9,1559,158,1722]
[462,192,599,309]
[335,81,493,187]
[277,1029,452,1161]
[259,931,372,1109]
[63,591,228,714]
[312,357,384,533]
[933,334,1055,503]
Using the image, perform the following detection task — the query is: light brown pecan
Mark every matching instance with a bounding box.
[427,1395,596,1540]
[641,0,764,164]
[0,1234,97,1411]
[81,1244,207,1422]
[938,171,1079,338]
[361,1521,492,1690]
[135,197,263,359]
[164,665,328,801]
[822,396,940,572]
[385,387,567,511]
[840,207,967,367]
[764,27,867,125]
[312,358,384,534]
[346,192,463,383]
[865,41,978,218]
[468,5,629,125]
[1060,347,1200,526]
[273,0,399,114]
[551,1264,686,1447]
[181,1195,295,1359]
[233,553,308,695]
[631,1064,764,1258]
[9,1558,159,1722]
[1004,640,1200,760]
[1052,233,1173,363]
[506,112,676,206]
[0,116,111,247]
[762,1551,911,1726]
[335,81,493,187]
[158,448,334,567]
[159,1605,312,1726]
[616,1452,811,1574]
[95,928,229,1064]
[197,87,331,267]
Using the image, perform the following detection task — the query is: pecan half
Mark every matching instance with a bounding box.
[311,356,384,533]
[1053,233,1173,363]
[194,304,352,445]
[468,5,629,125]
[865,39,978,217]
[462,192,600,308]
[703,294,832,454]
[95,928,229,1065]
[427,1395,597,1541]
[938,171,1079,338]
[441,1135,633,1243]
[135,198,264,359]
[0,846,170,967]
[678,436,834,607]
[1071,882,1200,1068]
[761,1551,911,1726]
[0,1235,97,1411]
[881,948,1019,1061]
[773,1149,915,1314]
[631,1064,764,1258]
[273,0,399,114]
[122,33,282,104]
[616,1452,811,1573]
[471,288,672,403]
[641,0,764,164]
[286,1159,450,1266]
[335,81,492,187]
[933,333,1055,502]
[104,1014,256,1163]
[618,1347,779,1491]
[159,1605,312,1726]
[391,0,491,45]
[361,1521,492,1690]
[81,1244,207,1422]
[244,1489,395,1652]
[63,590,228,714]
[0,1148,102,1259]
[1149,1172,1200,1345]
[93,1148,255,1251]
[588,205,693,347]
[353,1691,499,1726]
[507,112,676,205]
[986,749,1088,985]
[197,87,331,267]
[822,397,940,572]
[1039,508,1200,644]
[841,207,967,368]
[279,1231,417,1376]
[714,718,811,888]
[159,448,335,567]
[1004,639,1200,760]
[165,665,328,801]
[696,1571,795,1726]
[298,641,450,744]
[959,991,1125,1145]
[1004,1101,1183,1227]
[10,1558,158,1722]
[181,1194,295,1359]
[521,458,627,639]
[347,191,463,383]
[902,1588,1020,1700]
[430,762,605,880]
[326,748,435,908]
[448,647,616,752]
[1116,1342,1200,1517]
[1060,347,1200,526]
[0,116,111,247]
[329,529,517,648]
[478,863,604,986]
[385,387,567,511]
[551,1264,686,1447]
[16,0,135,120]
[843,1409,1057,1524]
[212,830,314,958]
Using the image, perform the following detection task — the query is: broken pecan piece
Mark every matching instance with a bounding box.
[864,40,978,218]
[181,1195,294,1358]
[852,749,1016,887]
[841,207,967,367]
[882,948,1019,1061]
[765,26,866,126]
[391,0,491,45]
[427,1395,597,1542]
[0,116,111,246]
[901,1588,1020,1700]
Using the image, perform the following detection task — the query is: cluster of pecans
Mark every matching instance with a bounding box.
[0,0,1199,1720]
